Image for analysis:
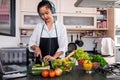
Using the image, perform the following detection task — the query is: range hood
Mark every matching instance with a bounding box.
[75,0,120,8]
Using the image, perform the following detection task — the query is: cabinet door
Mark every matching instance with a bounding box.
[60,13,96,29]
[115,8,120,28]
[20,12,42,29]
[20,12,59,29]
[20,0,59,13]
[60,0,96,14]
[20,0,41,12]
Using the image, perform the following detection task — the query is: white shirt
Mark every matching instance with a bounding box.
[28,21,68,58]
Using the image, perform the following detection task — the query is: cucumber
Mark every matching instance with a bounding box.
[31,70,42,76]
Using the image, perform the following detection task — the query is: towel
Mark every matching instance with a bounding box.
[101,38,115,56]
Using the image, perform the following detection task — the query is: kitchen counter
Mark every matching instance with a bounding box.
[1,66,120,80]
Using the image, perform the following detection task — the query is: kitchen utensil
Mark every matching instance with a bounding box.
[35,55,42,64]
[75,34,80,46]
[68,34,77,53]
[78,34,84,47]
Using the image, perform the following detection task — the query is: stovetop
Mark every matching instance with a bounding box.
[102,63,120,78]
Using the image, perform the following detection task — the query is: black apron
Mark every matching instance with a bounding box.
[36,23,59,68]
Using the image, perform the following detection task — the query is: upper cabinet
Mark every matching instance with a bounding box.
[115,8,120,29]
[20,0,59,13]
[60,0,96,14]
[20,0,41,12]
[60,13,96,30]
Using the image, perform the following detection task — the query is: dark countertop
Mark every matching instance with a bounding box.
[1,66,120,80]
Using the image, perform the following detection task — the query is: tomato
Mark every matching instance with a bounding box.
[49,70,55,78]
[41,70,49,78]
[78,59,85,67]
[54,68,63,76]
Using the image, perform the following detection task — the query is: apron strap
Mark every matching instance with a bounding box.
[40,22,58,37]
[54,23,58,37]
[40,24,44,37]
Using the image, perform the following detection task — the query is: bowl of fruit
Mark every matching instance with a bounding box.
[78,59,100,73]
[73,48,107,73]
[52,57,75,72]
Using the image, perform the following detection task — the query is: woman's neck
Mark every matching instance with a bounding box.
[45,19,54,31]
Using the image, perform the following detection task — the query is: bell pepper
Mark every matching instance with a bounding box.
[83,60,92,71]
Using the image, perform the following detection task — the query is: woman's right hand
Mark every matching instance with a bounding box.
[34,46,42,57]
[31,45,42,57]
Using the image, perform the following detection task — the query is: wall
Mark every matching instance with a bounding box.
[0,0,20,48]
[67,34,96,51]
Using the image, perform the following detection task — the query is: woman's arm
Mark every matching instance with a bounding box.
[28,23,42,56]
[31,45,42,57]
[56,22,68,58]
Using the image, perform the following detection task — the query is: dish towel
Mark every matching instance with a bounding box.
[101,38,115,56]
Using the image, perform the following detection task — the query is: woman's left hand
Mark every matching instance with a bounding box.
[43,55,55,62]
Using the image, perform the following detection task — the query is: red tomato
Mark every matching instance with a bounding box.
[79,59,85,64]
[78,59,85,67]
[41,70,49,78]
[49,70,55,78]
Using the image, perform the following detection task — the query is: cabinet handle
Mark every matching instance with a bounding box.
[76,26,78,28]
[116,25,118,28]
[76,11,78,13]
[76,11,81,13]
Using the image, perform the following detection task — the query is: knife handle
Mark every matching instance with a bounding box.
[49,61,54,69]
[35,56,42,64]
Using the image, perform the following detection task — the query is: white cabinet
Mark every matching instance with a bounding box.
[20,0,41,12]
[20,0,59,13]
[60,13,96,30]
[60,0,96,14]
[20,12,59,29]
[115,8,120,28]
[20,12,42,29]
[114,8,120,46]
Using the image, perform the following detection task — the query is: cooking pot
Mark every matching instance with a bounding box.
[68,34,77,53]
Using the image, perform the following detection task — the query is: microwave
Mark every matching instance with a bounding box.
[59,13,97,29]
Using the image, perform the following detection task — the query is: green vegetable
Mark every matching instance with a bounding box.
[33,62,49,67]
[90,55,107,67]
[31,70,42,76]
[34,64,41,67]
[74,48,90,60]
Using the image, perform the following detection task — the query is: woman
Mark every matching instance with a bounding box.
[29,1,68,63]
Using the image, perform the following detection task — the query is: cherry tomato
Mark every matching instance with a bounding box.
[41,70,49,78]
[49,70,55,78]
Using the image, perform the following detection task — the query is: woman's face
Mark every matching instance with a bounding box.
[39,6,53,23]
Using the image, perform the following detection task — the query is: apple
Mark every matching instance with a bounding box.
[92,62,99,69]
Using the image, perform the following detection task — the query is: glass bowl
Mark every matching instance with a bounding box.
[78,61,100,74]
[52,57,76,72]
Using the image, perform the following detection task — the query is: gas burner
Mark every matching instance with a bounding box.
[103,63,120,78]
